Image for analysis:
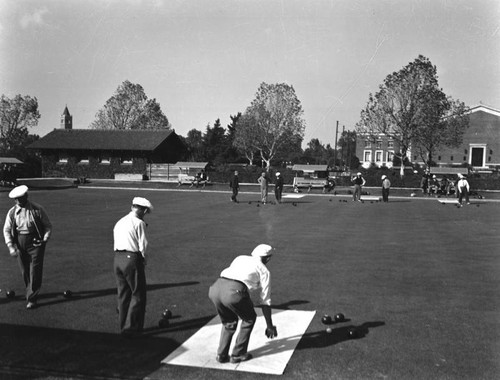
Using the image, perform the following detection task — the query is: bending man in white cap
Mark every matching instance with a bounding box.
[113,197,153,338]
[208,244,277,364]
[3,185,52,309]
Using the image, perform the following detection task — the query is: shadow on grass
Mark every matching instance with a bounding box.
[297,321,386,348]
[271,300,310,310]
[144,314,216,336]
[37,281,199,307]
[249,321,386,360]
[0,322,178,379]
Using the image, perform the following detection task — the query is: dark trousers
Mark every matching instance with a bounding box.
[114,252,146,333]
[16,234,45,302]
[458,187,469,204]
[208,277,256,357]
[231,187,238,202]
[275,186,283,203]
[382,188,390,202]
[353,184,362,201]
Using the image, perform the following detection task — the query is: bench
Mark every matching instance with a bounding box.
[293,177,327,192]
[114,173,143,181]
[177,174,211,188]
[429,167,467,176]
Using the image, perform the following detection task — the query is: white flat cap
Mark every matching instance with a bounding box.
[276,172,281,176]
[381,175,387,180]
[9,185,28,199]
[132,197,153,212]
[357,172,362,176]
[251,244,273,257]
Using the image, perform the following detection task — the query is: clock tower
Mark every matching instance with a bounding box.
[61,106,72,129]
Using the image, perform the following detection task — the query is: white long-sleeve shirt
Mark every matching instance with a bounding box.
[113,212,148,258]
[220,255,272,306]
[457,178,470,192]
[3,201,52,246]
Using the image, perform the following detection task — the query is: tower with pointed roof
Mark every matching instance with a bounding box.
[60,106,72,129]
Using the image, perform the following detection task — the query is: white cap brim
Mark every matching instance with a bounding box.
[132,197,153,212]
[9,185,28,199]
[251,244,273,257]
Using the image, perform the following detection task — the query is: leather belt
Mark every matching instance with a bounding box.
[220,276,247,288]
[115,250,140,255]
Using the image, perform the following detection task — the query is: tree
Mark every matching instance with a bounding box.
[0,94,40,154]
[233,113,259,165]
[337,130,357,170]
[90,80,170,130]
[224,113,243,163]
[234,82,306,169]
[185,129,204,161]
[356,55,466,176]
[202,119,227,165]
[303,138,327,164]
[414,98,469,166]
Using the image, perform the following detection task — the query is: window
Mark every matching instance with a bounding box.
[364,140,372,148]
[376,141,382,149]
[98,157,110,164]
[375,151,383,162]
[438,156,441,161]
[121,157,133,165]
[463,156,466,161]
[387,151,394,162]
[450,156,454,161]
[387,140,394,148]
[78,157,89,164]
[364,150,372,162]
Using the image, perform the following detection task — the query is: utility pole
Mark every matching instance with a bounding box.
[334,121,339,169]
[341,125,345,170]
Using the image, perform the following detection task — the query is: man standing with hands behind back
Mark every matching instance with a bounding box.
[208,244,277,364]
[229,170,239,202]
[113,197,153,338]
[3,185,52,309]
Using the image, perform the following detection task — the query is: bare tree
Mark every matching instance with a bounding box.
[234,82,305,169]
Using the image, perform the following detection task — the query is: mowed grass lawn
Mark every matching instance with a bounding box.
[0,187,499,380]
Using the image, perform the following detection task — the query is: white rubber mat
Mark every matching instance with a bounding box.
[282,194,306,199]
[161,309,316,375]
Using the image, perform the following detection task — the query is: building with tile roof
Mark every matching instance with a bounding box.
[28,107,187,179]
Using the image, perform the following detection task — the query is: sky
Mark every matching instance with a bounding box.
[1,0,499,147]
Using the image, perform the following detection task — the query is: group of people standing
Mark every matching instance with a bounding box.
[229,171,284,204]
[3,185,277,365]
[421,170,471,205]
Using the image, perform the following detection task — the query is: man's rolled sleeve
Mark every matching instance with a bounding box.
[259,269,272,306]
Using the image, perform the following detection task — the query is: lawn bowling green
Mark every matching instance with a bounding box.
[0,184,499,380]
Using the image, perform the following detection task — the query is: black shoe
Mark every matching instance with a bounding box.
[216,354,229,363]
[230,353,252,363]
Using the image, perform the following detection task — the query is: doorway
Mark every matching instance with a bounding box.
[471,147,484,167]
